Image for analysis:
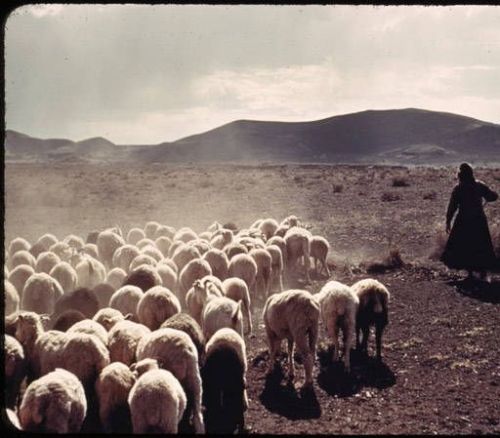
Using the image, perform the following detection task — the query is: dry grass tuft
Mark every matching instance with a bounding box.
[381,192,401,202]
[363,247,405,273]
[429,230,448,260]
[392,176,410,187]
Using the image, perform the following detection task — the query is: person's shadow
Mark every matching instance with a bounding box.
[448,277,500,304]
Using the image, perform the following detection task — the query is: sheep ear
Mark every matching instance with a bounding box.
[124,313,133,320]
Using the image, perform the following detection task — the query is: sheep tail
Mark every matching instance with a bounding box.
[232,300,243,324]
[374,295,383,314]
[308,321,319,354]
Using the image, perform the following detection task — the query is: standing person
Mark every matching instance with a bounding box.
[441,163,499,280]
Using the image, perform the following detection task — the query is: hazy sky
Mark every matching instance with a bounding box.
[5,4,500,144]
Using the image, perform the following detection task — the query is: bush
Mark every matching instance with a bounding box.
[381,192,401,202]
[332,184,343,193]
[423,191,437,200]
[429,230,448,261]
[363,248,405,273]
[392,176,410,187]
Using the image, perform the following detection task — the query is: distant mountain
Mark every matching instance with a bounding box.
[5,108,500,165]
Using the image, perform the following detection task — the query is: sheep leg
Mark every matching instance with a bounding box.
[332,324,340,364]
[375,325,383,360]
[287,338,295,382]
[361,325,369,355]
[245,302,253,336]
[187,367,205,434]
[322,258,330,277]
[295,334,314,387]
[266,330,280,373]
[344,322,356,374]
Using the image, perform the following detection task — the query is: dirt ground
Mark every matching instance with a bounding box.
[4,162,500,434]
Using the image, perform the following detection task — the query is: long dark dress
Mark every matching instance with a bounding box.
[440,179,499,272]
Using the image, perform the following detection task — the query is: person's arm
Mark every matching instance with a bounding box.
[446,187,459,233]
[479,181,498,203]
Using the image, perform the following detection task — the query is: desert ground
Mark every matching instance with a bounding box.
[4,162,500,434]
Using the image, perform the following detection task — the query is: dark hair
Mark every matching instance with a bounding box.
[458,163,474,184]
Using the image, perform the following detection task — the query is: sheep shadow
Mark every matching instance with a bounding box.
[317,345,395,398]
[259,362,321,420]
[447,278,500,304]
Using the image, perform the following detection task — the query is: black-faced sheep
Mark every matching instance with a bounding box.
[95,362,136,433]
[351,278,390,360]
[136,285,181,330]
[315,280,359,372]
[202,328,248,434]
[135,328,205,433]
[263,289,320,387]
[21,272,64,315]
[19,368,87,433]
[128,358,187,434]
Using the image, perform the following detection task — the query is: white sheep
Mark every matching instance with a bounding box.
[137,285,181,330]
[178,258,213,305]
[168,240,184,258]
[81,243,99,259]
[5,334,27,409]
[202,296,244,341]
[9,250,36,270]
[202,248,229,281]
[35,251,61,274]
[63,234,85,250]
[136,328,205,433]
[112,244,141,273]
[106,267,127,291]
[49,261,78,294]
[123,264,162,292]
[19,368,87,433]
[351,278,390,360]
[155,236,173,258]
[136,237,156,250]
[263,289,320,387]
[93,307,129,331]
[5,279,20,316]
[95,362,136,433]
[284,226,312,283]
[21,272,64,315]
[141,244,164,262]
[310,235,331,277]
[94,279,119,308]
[97,230,125,270]
[172,243,201,272]
[49,241,73,262]
[315,280,359,372]
[186,276,224,325]
[144,221,162,239]
[128,358,187,434]
[108,319,151,365]
[266,244,284,293]
[156,263,178,292]
[8,237,31,258]
[224,242,249,259]
[51,309,86,332]
[221,277,252,335]
[129,254,157,271]
[202,328,248,434]
[109,285,144,321]
[67,319,109,347]
[249,248,272,301]
[258,218,279,241]
[228,253,257,295]
[158,257,179,274]
[35,233,58,252]
[173,227,198,244]
[127,227,146,245]
[75,256,106,289]
[210,229,234,250]
[154,224,176,240]
[8,264,35,300]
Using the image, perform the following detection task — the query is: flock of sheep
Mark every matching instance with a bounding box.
[4,215,390,433]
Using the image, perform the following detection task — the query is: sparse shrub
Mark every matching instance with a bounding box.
[423,191,437,200]
[293,175,304,184]
[363,248,405,273]
[429,230,448,260]
[381,192,401,202]
[392,176,410,187]
[332,184,343,193]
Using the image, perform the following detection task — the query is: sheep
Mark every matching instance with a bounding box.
[221,277,252,335]
[161,313,206,366]
[258,218,279,241]
[86,230,100,244]
[154,224,176,240]
[186,276,224,325]
[29,241,47,259]
[136,328,205,433]
[315,280,359,373]
[168,240,184,258]
[52,309,86,331]
[9,250,36,270]
[63,234,85,250]
[202,328,248,434]
[144,221,162,239]
[106,267,127,291]
[5,334,27,409]
[155,236,173,257]
[108,320,151,365]
[49,261,78,294]
[53,287,100,319]
[174,227,198,243]
[266,244,284,293]
[109,285,144,321]
[141,244,164,262]
[95,362,136,433]
[351,278,390,360]
[67,319,109,347]
[156,263,178,292]
[172,243,201,272]
[5,279,20,316]
[178,258,212,305]
[267,235,287,270]
[97,230,125,270]
[123,265,162,292]
[158,257,179,274]
[35,233,58,252]
[112,244,141,273]
[136,238,156,250]
[202,296,244,342]
[49,241,73,262]
[93,307,129,331]
[137,285,181,330]
[129,254,157,271]
[128,358,187,434]
[21,272,63,315]
[19,368,87,433]
[6,408,21,430]
[224,242,249,259]
[249,248,272,302]
[262,289,320,387]
[202,248,229,281]
[228,253,257,295]
[93,283,116,309]
[310,235,331,277]
[210,229,234,250]
[75,256,106,289]
[284,226,312,283]
[8,264,35,300]
[198,231,212,242]
[35,251,61,274]
[127,227,146,245]
[81,243,99,259]
[8,237,31,258]
[189,239,211,256]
